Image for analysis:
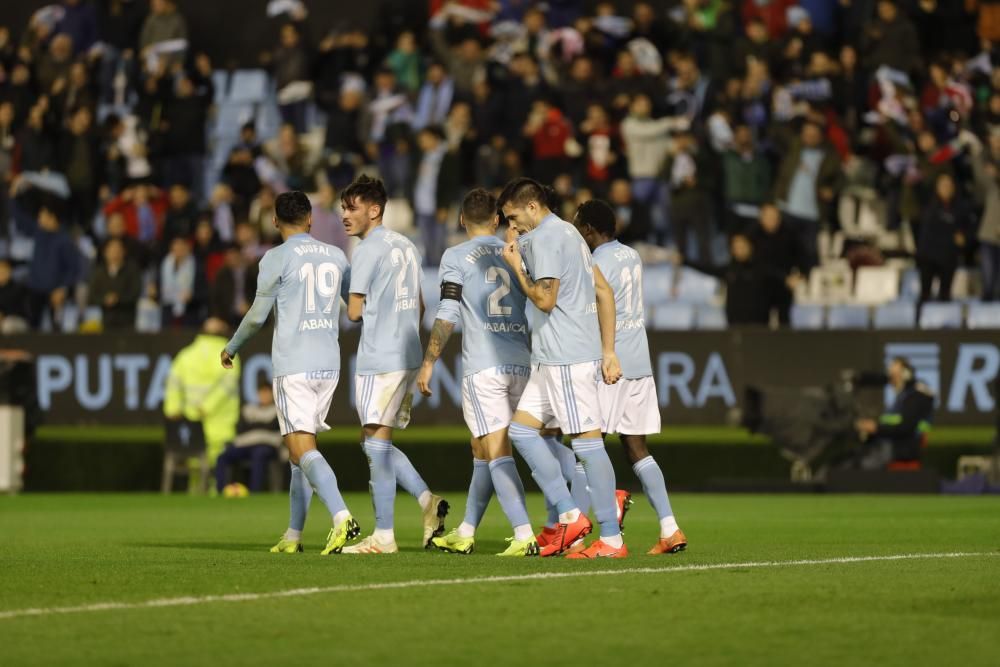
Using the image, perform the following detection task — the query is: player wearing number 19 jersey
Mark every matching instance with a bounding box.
[575,199,686,555]
[339,175,447,555]
[417,189,538,556]
[222,191,360,556]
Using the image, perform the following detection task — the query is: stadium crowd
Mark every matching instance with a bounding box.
[1,0,1000,332]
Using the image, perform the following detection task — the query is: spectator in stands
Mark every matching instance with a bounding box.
[210,244,257,327]
[265,124,318,192]
[620,94,683,246]
[102,182,169,253]
[972,132,1000,301]
[57,0,99,56]
[139,0,188,63]
[413,126,459,266]
[19,199,79,330]
[916,173,971,304]
[679,233,779,327]
[722,124,773,233]
[413,61,454,130]
[385,30,421,94]
[269,21,311,132]
[854,357,934,470]
[161,72,210,198]
[523,98,572,185]
[366,67,414,198]
[774,121,841,270]
[159,236,196,328]
[0,259,30,334]
[87,237,140,330]
[58,106,101,231]
[668,129,713,263]
[214,381,282,494]
[862,0,921,75]
[320,79,366,188]
[308,183,350,253]
[162,183,198,247]
[749,203,807,326]
[577,102,620,197]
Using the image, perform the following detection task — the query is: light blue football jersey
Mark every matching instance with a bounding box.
[517,213,601,365]
[438,235,531,376]
[592,240,653,379]
[226,233,350,377]
[349,225,423,374]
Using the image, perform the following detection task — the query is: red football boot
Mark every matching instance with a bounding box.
[535,525,558,548]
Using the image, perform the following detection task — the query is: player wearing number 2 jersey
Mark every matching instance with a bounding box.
[222,191,360,556]
[574,199,686,556]
[339,175,448,555]
[417,189,538,557]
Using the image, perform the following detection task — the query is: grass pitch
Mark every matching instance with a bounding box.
[2,493,998,666]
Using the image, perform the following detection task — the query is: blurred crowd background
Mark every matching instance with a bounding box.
[2,0,1000,334]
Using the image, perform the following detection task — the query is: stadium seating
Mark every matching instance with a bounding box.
[827,304,870,329]
[854,266,899,305]
[650,302,695,330]
[228,69,271,104]
[673,267,720,303]
[808,265,852,303]
[966,302,1000,329]
[641,264,674,306]
[790,304,824,330]
[873,300,917,329]
[919,302,964,329]
[694,303,727,330]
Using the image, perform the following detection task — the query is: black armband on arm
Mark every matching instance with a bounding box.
[440,282,462,302]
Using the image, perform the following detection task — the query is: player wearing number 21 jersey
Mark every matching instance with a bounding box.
[339,175,447,555]
[222,191,360,557]
[417,188,538,557]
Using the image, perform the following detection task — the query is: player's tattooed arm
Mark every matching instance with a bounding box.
[417,318,455,396]
[502,242,559,312]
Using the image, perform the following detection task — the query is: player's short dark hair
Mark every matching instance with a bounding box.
[575,199,616,238]
[461,188,497,226]
[340,174,388,216]
[274,190,312,225]
[497,177,553,210]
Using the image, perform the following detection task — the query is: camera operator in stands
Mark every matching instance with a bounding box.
[853,358,934,470]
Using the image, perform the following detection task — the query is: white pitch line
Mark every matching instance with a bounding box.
[0,551,995,622]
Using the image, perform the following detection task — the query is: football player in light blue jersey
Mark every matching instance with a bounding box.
[338,175,448,554]
[416,189,538,557]
[498,178,629,559]
[221,191,360,556]
[574,199,687,556]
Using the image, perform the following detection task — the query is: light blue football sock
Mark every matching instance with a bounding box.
[463,458,493,528]
[509,422,576,515]
[571,437,620,539]
[572,462,591,516]
[488,456,531,530]
[298,450,347,520]
[363,438,395,530]
[392,445,430,499]
[287,462,313,532]
[633,455,674,520]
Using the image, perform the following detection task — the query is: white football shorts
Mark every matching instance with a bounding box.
[272,370,340,436]
[517,360,603,435]
[599,375,661,435]
[354,369,419,429]
[462,364,531,438]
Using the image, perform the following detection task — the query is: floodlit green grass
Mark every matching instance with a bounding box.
[1,493,998,666]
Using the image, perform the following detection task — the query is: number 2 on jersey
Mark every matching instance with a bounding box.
[298,262,341,314]
[485,266,512,317]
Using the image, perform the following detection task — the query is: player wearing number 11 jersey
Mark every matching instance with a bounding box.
[221,191,360,556]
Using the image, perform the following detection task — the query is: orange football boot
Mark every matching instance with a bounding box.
[535,525,558,548]
[615,490,633,531]
[563,538,587,556]
[647,529,687,555]
[539,514,592,557]
[565,539,628,559]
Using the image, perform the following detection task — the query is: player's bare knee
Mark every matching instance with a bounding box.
[620,435,649,464]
